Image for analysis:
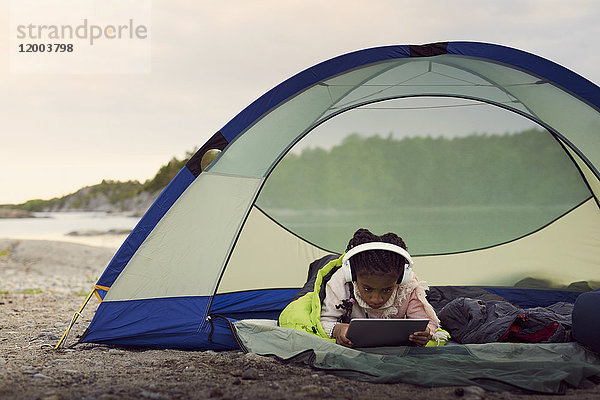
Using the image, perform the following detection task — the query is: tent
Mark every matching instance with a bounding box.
[74,42,600,352]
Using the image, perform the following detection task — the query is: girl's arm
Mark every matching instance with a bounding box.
[320,271,350,338]
[405,287,440,334]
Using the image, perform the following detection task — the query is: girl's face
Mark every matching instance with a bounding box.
[355,271,400,309]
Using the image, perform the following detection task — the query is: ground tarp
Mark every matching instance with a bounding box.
[232,320,600,394]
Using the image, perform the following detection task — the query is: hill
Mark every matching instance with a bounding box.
[5,152,194,216]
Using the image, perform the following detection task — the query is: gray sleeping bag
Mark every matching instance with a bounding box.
[438,297,573,344]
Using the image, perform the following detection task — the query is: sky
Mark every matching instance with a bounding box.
[1,0,599,204]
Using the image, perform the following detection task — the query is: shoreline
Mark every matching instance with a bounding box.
[0,211,138,250]
[0,208,35,219]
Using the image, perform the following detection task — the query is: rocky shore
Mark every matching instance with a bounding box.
[0,208,34,219]
[1,239,599,399]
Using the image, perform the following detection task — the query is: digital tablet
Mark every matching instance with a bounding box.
[346,318,429,348]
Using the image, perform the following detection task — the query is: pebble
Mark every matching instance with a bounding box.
[241,367,259,380]
[244,353,274,363]
[0,357,6,366]
[37,333,60,341]
[108,349,124,355]
[455,386,486,399]
[140,391,162,399]
[320,374,337,381]
[344,386,357,395]
[98,395,120,400]
[300,384,322,396]
[33,373,52,379]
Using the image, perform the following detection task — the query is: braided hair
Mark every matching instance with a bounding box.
[345,228,408,279]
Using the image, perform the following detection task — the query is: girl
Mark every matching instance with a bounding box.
[321,228,442,347]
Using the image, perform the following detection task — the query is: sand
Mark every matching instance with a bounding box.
[1,239,599,399]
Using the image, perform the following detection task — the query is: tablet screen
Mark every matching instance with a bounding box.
[346,318,429,348]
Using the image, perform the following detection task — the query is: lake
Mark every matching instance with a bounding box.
[261,204,573,255]
[0,211,140,249]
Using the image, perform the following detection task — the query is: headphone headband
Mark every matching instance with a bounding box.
[341,242,413,283]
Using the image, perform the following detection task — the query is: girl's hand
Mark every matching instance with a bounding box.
[409,327,431,347]
[332,323,353,347]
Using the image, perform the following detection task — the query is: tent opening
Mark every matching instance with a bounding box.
[256,97,592,255]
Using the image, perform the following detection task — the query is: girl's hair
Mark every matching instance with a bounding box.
[345,228,408,277]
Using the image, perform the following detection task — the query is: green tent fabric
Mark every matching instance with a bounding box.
[232,320,600,394]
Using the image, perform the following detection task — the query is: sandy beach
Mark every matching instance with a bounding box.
[1,239,599,400]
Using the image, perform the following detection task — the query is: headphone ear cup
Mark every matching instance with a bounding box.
[342,259,354,282]
[397,264,411,285]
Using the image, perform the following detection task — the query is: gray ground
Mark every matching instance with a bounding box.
[1,239,599,399]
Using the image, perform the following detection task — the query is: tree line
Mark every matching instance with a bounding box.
[257,129,590,210]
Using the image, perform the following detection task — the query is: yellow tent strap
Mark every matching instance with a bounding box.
[94,285,110,302]
[54,285,107,350]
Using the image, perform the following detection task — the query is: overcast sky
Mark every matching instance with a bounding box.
[1,0,599,204]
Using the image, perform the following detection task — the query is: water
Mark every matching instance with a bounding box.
[0,211,140,249]
[263,205,572,255]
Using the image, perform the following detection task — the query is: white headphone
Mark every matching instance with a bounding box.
[341,242,413,285]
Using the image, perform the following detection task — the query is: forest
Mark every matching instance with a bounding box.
[257,128,589,211]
